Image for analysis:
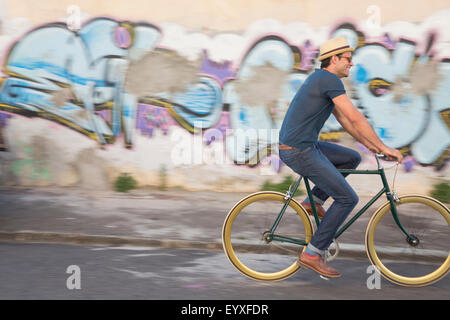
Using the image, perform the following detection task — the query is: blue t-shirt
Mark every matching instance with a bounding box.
[279,69,345,149]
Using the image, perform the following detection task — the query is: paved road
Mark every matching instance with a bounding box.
[1,242,448,300]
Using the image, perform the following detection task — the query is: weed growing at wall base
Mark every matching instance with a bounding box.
[114,173,138,192]
[159,164,168,191]
[430,180,450,204]
[262,176,304,196]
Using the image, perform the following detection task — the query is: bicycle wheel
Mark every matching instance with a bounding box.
[222,191,313,281]
[365,195,450,287]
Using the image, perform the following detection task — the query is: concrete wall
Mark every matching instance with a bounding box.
[0,1,448,194]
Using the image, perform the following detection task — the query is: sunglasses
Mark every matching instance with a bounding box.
[338,55,352,63]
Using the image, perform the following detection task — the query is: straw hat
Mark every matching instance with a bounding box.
[317,37,354,61]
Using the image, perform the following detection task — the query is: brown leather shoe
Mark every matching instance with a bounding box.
[297,251,341,278]
[301,201,326,219]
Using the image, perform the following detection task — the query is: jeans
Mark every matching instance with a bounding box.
[279,141,361,256]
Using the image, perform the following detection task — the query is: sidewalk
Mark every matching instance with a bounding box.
[0,186,446,262]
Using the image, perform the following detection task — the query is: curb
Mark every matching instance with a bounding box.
[0,231,223,251]
[0,231,446,264]
[0,231,365,259]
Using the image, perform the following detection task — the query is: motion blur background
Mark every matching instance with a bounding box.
[0,0,448,196]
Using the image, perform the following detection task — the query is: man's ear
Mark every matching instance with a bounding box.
[330,55,339,64]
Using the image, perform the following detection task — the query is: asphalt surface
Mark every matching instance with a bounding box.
[2,243,449,300]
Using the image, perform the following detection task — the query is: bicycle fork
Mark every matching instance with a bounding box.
[380,169,420,246]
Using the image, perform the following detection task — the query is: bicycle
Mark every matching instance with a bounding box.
[222,154,449,287]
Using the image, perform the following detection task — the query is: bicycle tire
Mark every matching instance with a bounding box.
[365,195,450,287]
[222,191,313,281]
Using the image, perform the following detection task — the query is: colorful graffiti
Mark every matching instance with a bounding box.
[11,140,52,181]
[0,19,160,148]
[0,14,448,172]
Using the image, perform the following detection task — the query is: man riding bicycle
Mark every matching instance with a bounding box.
[278,37,403,278]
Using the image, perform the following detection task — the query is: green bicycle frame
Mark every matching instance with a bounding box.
[268,166,414,246]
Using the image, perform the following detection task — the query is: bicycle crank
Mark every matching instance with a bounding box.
[325,239,340,262]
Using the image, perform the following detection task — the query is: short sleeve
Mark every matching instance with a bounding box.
[321,73,346,99]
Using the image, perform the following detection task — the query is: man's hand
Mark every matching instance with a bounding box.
[380,146,403,163]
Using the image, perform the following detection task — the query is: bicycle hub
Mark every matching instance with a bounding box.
[262,231,272,243]
[406,235,420,247]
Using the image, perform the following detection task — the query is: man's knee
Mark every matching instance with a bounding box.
[347,192,359,208]
[351,151,362,168]
[352,192,359,206]
[340,191,359,208]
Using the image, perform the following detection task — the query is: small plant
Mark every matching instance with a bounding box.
[262,175,304,196]
[114,172,138,193]
[159,164,168,191]
[430,180,450,204]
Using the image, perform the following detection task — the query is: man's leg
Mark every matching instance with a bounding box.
[299,145,360,256]
[280,144,359,277]
[303,141,361,206]
[280,143,359,255]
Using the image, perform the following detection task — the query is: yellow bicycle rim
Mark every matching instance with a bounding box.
[222,191,313,281]
[365,195,450,287]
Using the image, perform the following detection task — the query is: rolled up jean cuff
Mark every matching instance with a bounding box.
[304,195,325,206]
[306,243,326,257]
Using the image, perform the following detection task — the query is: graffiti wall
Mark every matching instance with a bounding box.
[0,9,448,191]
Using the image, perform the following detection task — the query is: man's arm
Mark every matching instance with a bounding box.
[332,94,403,162]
